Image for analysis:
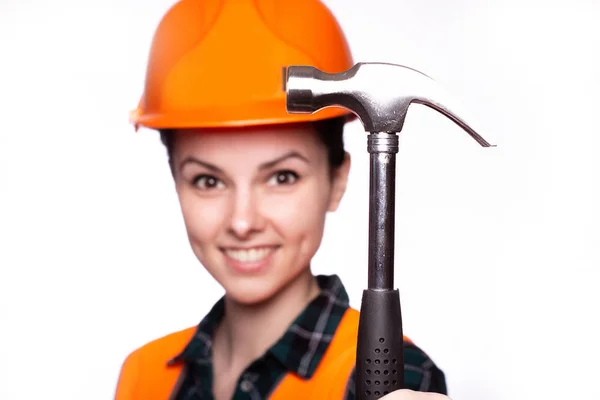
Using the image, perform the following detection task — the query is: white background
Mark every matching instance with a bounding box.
[1,0,599,399]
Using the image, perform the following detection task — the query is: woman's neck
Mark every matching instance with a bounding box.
[212,269,320,373]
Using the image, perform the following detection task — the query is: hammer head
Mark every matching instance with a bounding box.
[284,62,494,147]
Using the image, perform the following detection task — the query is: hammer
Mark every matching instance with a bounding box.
[283,62,494,400]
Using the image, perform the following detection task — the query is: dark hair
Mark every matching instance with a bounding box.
[159,116,346,173]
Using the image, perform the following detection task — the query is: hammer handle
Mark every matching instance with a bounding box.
[356,289,404,398]
[356,133,404,399]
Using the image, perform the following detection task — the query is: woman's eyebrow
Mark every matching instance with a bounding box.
[178,151,309,173]
[179,157,222,173]
[259,151,309,170]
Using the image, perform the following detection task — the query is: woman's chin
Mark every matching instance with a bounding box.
[224,281,279,306]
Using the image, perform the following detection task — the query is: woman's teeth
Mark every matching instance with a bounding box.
[225,247,274,262]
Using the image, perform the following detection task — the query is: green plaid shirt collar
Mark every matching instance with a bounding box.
[166,274,447,399]
[167,274,351,398]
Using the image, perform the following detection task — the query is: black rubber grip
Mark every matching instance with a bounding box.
[356,289,404,400]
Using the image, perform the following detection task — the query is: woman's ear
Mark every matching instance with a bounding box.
[327,152,351,212]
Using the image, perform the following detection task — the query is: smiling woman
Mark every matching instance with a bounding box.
[114,0,448,399]
[163,122,350,307]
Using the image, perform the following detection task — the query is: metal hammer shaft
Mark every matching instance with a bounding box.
[368,133,398,290]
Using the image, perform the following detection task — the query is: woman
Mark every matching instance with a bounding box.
[116,0,448,399]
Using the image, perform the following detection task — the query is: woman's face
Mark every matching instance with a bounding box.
[170,123,350,305]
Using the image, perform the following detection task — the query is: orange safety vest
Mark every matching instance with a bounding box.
[114,308,410,399]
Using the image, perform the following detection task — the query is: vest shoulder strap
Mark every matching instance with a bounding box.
[269,307,360,400]
[114,326,195,400]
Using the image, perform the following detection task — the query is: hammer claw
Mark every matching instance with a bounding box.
[415,99,496,147]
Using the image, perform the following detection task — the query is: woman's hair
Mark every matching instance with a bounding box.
[159,116,347,172]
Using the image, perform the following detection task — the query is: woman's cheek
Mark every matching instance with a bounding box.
[179,191,228,241]
[265,188,328,234]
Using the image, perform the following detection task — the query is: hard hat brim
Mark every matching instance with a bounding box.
[130,100,356,131]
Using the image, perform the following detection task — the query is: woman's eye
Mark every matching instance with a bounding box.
[269,171,299,186]
[192,175,224,190]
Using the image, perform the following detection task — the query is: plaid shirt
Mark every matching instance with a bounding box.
[166,275,447,399]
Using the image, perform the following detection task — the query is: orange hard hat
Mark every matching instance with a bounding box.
[130,0,355,130]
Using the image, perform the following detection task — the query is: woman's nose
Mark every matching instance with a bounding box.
[228,188,264,238]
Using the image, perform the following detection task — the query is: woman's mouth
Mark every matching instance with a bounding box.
[224,247,275,262]
[221,246,279,273]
